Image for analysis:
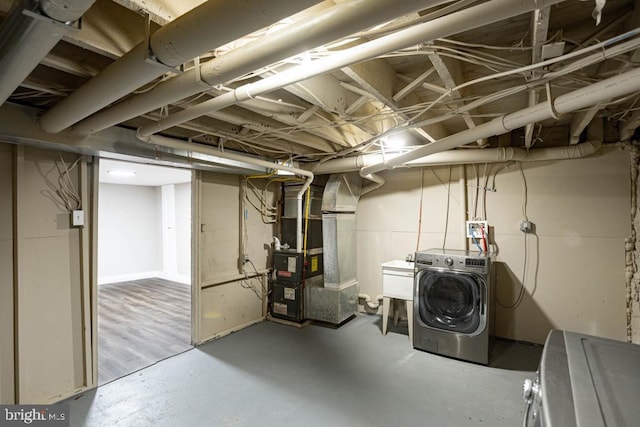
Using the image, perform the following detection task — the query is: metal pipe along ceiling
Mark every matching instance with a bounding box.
[72,0,456,135]
[358,66,640,178]
[141,133,313,253]
[0,0,97,105]
[37,0,322,134]
[136,0,568,138]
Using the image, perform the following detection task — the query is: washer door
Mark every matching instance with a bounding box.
[417,269,485,335]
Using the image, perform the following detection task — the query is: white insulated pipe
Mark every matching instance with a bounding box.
[0,0,96,105]
[38,0,321,134]
[312,140,603,174]
[359,66,640,177]
[139,134,313,253]
[73,0,455,135]
[137,0,568,137]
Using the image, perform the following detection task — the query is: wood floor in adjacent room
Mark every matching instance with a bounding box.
[98,278,192,385]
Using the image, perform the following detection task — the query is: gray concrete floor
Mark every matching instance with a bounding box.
[64,314,542,426]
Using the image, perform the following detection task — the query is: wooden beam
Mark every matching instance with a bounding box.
[569,106,600,145]
[393,68,435,102]
[524,6,550,148]
[342,57,448,142]
[620,110,640,141]
[427,50,483,145]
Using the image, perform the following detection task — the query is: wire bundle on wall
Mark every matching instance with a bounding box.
[55,154,82,212]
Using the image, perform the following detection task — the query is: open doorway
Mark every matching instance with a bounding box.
[97,159,193,385]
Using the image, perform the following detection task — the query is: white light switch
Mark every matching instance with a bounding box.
[72,210,85,227]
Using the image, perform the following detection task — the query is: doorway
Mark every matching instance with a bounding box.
[97,159,193,385]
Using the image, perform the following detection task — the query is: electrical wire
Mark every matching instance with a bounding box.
[480,224,488,253]
[441,166,452,250]
[240,259,266,300]
[497,162,530,310]
[416,167,425,252]
[55,154,82,212]
[471,231,483,252]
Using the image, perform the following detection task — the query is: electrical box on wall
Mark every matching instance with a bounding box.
[72,210,85,227]
[466,220,488,238]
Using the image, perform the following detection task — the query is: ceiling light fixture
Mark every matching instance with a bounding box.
[382,134,406,150]
[107,169,136,177]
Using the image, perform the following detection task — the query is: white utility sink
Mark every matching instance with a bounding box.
[381,260,415,342]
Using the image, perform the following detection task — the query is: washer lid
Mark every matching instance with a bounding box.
[541,330,640,427]
[564,331,640,427]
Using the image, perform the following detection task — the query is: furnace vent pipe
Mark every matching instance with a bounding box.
[139,133,312,253]
[0,0,96,105]
[136,0,568,138]
[38,0,321,134]
[359,66,640,178]
[72,0,455,135]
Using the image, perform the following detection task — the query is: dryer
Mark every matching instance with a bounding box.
[413,249,494,364]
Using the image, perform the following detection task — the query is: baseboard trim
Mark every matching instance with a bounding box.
[98,271,191,285]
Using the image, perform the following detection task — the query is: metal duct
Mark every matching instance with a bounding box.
[38,0,322,134]
[72,0,455,135]
[321,172,362,213]
[136,0,568,137]
[0,0,96,105]
[306,173,362,325]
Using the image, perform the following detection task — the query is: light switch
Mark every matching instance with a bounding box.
[72,210,85,227]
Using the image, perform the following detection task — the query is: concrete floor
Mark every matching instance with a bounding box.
[64,314,542,426]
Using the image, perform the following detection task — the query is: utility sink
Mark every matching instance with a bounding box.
[381,260,415,343]
[381,260,414,271]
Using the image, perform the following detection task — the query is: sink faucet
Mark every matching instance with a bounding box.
[405,253,414,262]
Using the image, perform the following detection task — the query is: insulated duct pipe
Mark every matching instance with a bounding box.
[310,140,603,174]
[359,66,640,178]
[73,0,456,135]
[136,0,568,138]
[38,0,321,134]
[0,0,97,105]
[139,134,313,253]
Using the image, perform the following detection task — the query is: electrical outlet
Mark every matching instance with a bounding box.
[466,220,488,238]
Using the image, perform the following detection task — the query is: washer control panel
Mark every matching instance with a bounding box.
[415,250,489,273]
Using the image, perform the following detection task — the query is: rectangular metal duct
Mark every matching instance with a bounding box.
[306,173,362,324]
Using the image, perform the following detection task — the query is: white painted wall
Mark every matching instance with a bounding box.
[0,143,14,404]
[195,172,274,343]
[175,183,191,278]
[357,146,630,344]
[14,146,91,403]
[98,183,162,282]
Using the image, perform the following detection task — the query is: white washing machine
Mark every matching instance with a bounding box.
[413,249,494,364]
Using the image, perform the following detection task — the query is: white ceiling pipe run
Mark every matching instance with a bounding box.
[73,0,455,135]
[0,0,96,105]
[312,139,603,174]
[38,0,321,134]
[137,0,568,138]
[359,66,640,178]
[139,133,312,253]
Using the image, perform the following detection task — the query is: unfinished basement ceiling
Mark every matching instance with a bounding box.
[1,0,639,170]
